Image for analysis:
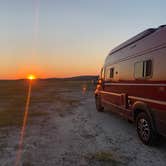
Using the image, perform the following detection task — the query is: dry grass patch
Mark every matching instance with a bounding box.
[86,151,125,166]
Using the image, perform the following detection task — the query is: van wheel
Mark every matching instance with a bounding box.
[95,95,104,112]
[136,112,157,145]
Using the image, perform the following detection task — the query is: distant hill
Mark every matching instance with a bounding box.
[44,75,99,81]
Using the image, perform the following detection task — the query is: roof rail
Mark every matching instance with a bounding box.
[158,25,166,28]
[109,28,156,55]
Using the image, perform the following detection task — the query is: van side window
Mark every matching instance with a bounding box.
[110,68,114,78]
[105,67,114,80]
[134,62,144,78]
[134,60,152,79]
[144,60,152,77]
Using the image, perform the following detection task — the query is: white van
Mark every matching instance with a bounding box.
[95,25,166,145]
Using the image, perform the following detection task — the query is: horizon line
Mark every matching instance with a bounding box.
[0,75,99,81]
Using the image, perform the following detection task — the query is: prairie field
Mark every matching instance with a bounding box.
[0,80,88,127]
[0,79,166,166]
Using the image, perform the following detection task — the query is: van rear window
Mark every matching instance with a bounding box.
[134,60,152,79]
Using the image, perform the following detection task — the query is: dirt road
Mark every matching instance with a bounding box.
[0,81,166,166]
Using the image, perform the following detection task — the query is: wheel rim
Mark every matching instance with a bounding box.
[137,118,150,142]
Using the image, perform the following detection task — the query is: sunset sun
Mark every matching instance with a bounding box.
[27,74,36,80]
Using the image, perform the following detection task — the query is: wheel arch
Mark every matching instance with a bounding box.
[132,101,155,124]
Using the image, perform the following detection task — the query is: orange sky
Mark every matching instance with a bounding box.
[1,0,165,79]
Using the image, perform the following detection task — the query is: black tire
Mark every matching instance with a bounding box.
[95,95,104,112]
[136,112,157,145]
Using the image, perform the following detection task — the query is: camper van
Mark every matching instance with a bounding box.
[95,25,166,145]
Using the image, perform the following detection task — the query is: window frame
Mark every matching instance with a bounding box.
[134,61,144,79]
[134,59,153,80]
[110,67,114,78]
[104,66,115,81]
[143,59,152,78]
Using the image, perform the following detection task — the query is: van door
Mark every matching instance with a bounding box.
[101,65,127,111]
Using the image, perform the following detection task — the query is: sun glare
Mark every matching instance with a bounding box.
[27,74,36,80]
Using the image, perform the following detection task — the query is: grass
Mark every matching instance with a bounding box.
[0,88,49,127]
[86,151,124,166]
[0,80,27,127]
[0,79,94,127]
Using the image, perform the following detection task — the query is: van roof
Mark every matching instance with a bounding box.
[109,25,166,55]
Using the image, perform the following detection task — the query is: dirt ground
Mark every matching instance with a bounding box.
[0,80,166,166]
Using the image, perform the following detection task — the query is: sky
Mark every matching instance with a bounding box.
[0,0,166,79]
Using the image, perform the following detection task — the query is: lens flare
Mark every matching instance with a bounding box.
[15,82,32,166]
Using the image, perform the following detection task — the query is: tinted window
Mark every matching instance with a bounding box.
[110,68,114,78]
[144,60,152,77]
